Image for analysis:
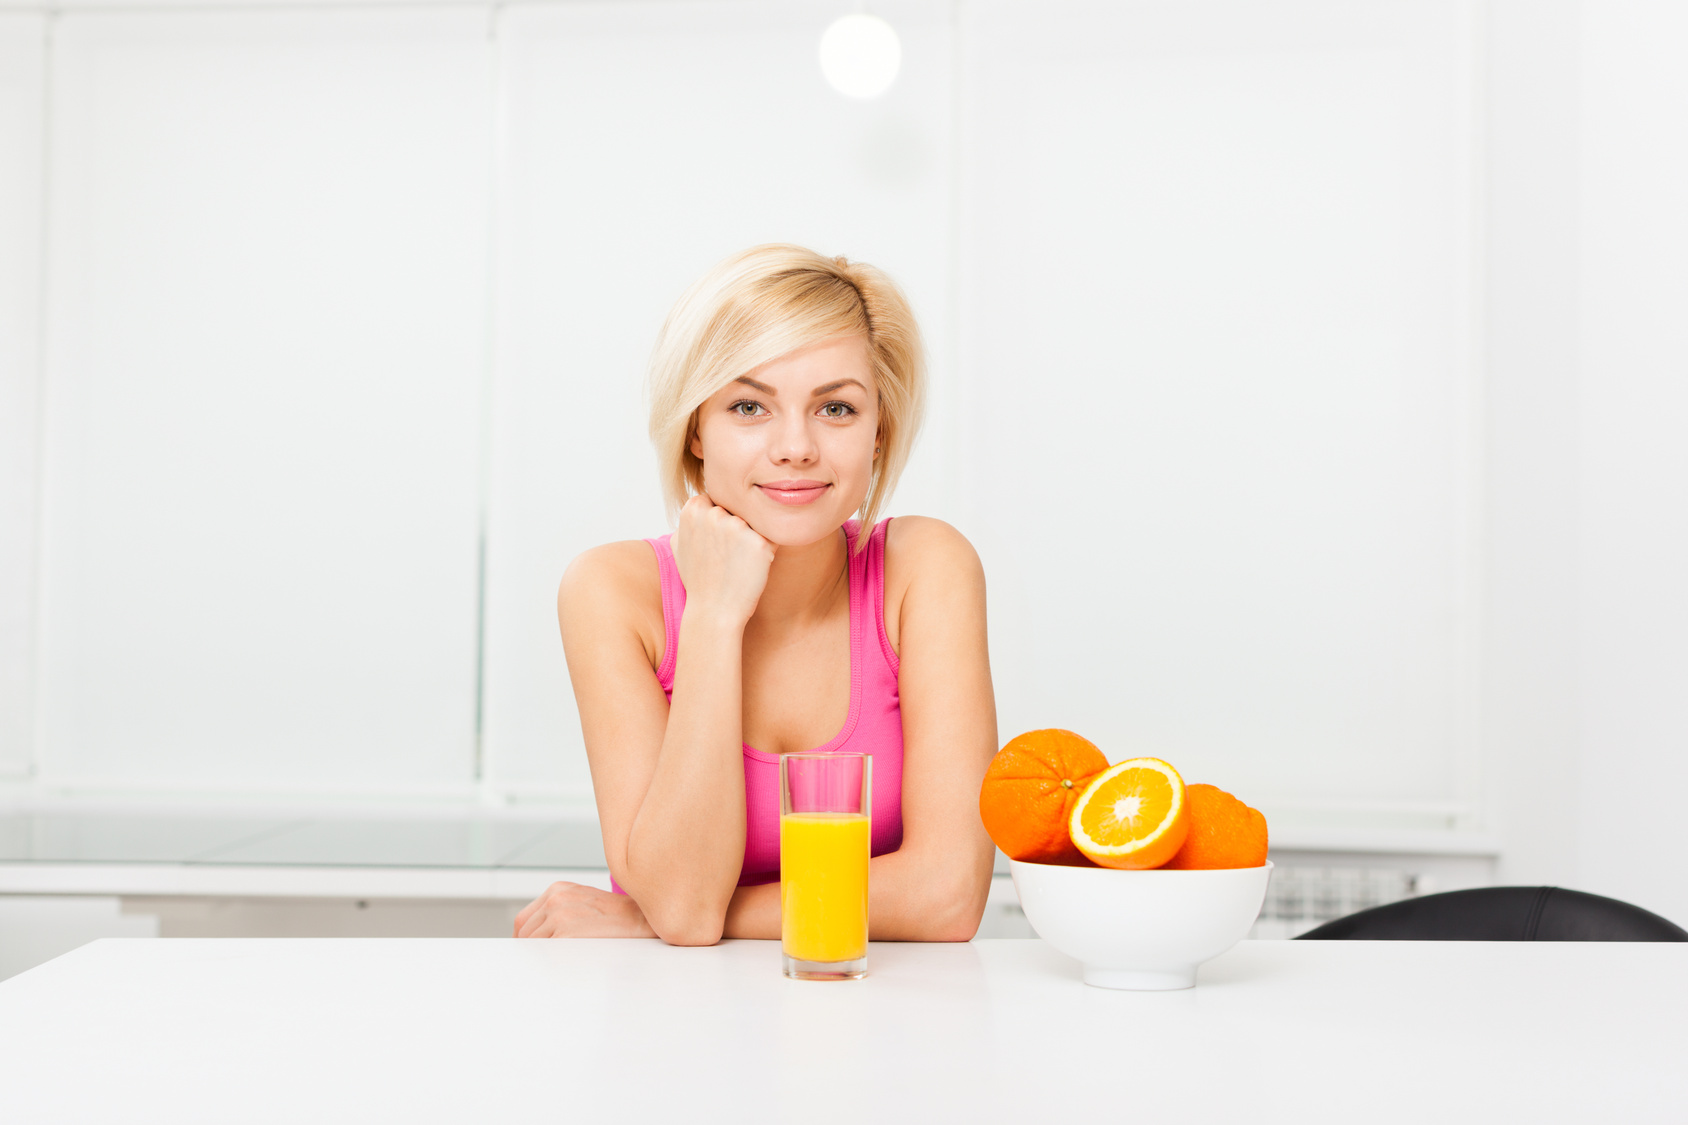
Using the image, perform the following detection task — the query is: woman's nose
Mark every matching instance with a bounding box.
[769,414,819,465]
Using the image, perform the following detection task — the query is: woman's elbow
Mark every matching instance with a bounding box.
[927,913,983,943]
[642,900,727,947]
[653,920,724,947]
[916,875,990,942]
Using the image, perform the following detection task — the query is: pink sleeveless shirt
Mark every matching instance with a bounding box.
[613,518,904,893]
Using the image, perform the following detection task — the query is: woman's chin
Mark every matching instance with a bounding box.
[741,500,860,549]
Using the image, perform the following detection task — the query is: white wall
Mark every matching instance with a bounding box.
[958,0,1482,822]
[1481,0,1581,887]
[1575,0,1688,926]
[0,13,45,778]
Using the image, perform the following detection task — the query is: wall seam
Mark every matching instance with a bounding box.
[470,0,504,797]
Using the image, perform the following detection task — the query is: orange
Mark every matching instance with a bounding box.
[978,729,1110,864]
[1164,783,1268,869]
[1068,757,1188,869]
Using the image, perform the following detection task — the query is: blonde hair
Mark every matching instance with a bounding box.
[648,244,926,541]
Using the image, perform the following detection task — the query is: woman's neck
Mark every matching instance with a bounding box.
[751,526,850,630]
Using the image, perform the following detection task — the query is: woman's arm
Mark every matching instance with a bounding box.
[720,517,998,942]
[555,495,773,946]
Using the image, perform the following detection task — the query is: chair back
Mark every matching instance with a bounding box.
[1297,886,1688,941]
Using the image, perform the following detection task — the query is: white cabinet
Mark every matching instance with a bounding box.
[37,10,493,791]
[957,0,1481,820]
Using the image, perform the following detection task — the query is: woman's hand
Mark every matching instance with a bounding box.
[671,492,776,625]
[513,881,657,939]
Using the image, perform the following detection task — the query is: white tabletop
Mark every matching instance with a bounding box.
[1,937,1683,1123]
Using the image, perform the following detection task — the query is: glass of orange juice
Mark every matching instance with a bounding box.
[780,752,871,981]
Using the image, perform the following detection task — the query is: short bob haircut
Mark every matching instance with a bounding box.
[648,244,926,540]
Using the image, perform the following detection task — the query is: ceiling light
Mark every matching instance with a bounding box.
[818,14,902,100]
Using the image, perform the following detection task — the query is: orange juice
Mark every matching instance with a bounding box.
[780,812,870,963]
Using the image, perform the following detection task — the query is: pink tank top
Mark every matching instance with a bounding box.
[613,519,904,893]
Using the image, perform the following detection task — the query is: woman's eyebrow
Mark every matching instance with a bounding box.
[734,376,777,394]
[811,378,867,396]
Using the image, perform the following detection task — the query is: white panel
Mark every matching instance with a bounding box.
[1577,0,1688,927]
[0,14,46,778]
[483,1,955,794]
[39,11,491,791]
[0,896,158,982]
[1481,0,1580,886]
[960,1,1479,815]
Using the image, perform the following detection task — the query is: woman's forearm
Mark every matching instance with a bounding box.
[863,845,992,941]
[722,881,780,939]
[622,606,751,944]
[720,845,992,942]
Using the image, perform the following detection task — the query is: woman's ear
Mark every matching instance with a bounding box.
[688,417,703,461]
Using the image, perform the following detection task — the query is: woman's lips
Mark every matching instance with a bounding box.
[755,480,832,505]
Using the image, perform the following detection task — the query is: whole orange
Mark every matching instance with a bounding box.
[1163,783,1268,869]
[979,729,1110,864]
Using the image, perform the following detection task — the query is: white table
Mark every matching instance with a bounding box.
[1,938,1682,1123]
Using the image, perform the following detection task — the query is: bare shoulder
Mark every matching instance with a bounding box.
[884,515,984,582]
[559,539,658,599]
[557,540,663,661]
[882,517,985,653]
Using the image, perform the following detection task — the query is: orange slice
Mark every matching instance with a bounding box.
[1068,757,1189,869]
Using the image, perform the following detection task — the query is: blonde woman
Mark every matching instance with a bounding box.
[515,245,997,945]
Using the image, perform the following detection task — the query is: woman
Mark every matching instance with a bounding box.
[514,245,997,944]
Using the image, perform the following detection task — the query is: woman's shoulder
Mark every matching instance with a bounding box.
[556,539,664,644]
[565,537,661,579]
[883,515,983,576]
[881,517,985,652]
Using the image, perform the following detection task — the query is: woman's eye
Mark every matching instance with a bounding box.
[820,402,856,419]
[731,401,766,417]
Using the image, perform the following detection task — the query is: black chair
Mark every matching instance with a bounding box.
[1297,886,1688,942]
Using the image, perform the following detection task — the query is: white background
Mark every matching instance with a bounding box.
[35,10,489,793]
[0,0,1683,925]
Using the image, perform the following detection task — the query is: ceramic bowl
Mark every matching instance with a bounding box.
[1010,859,1272,990]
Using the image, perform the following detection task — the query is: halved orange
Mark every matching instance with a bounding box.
[1068,757,1189,869]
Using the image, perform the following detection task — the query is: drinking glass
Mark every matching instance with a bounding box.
[779,752,871,980]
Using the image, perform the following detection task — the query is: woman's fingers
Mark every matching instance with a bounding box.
[515,881,572,939]
[670,489,777,622]
[511,881,659,939]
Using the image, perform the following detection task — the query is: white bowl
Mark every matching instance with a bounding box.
[1010,859,1272,990]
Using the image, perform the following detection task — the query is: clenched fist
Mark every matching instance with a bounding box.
[671,492,776,625]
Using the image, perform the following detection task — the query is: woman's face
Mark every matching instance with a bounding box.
[690,335,879,549]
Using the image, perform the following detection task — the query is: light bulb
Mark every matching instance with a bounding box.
[818,14,902,100]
